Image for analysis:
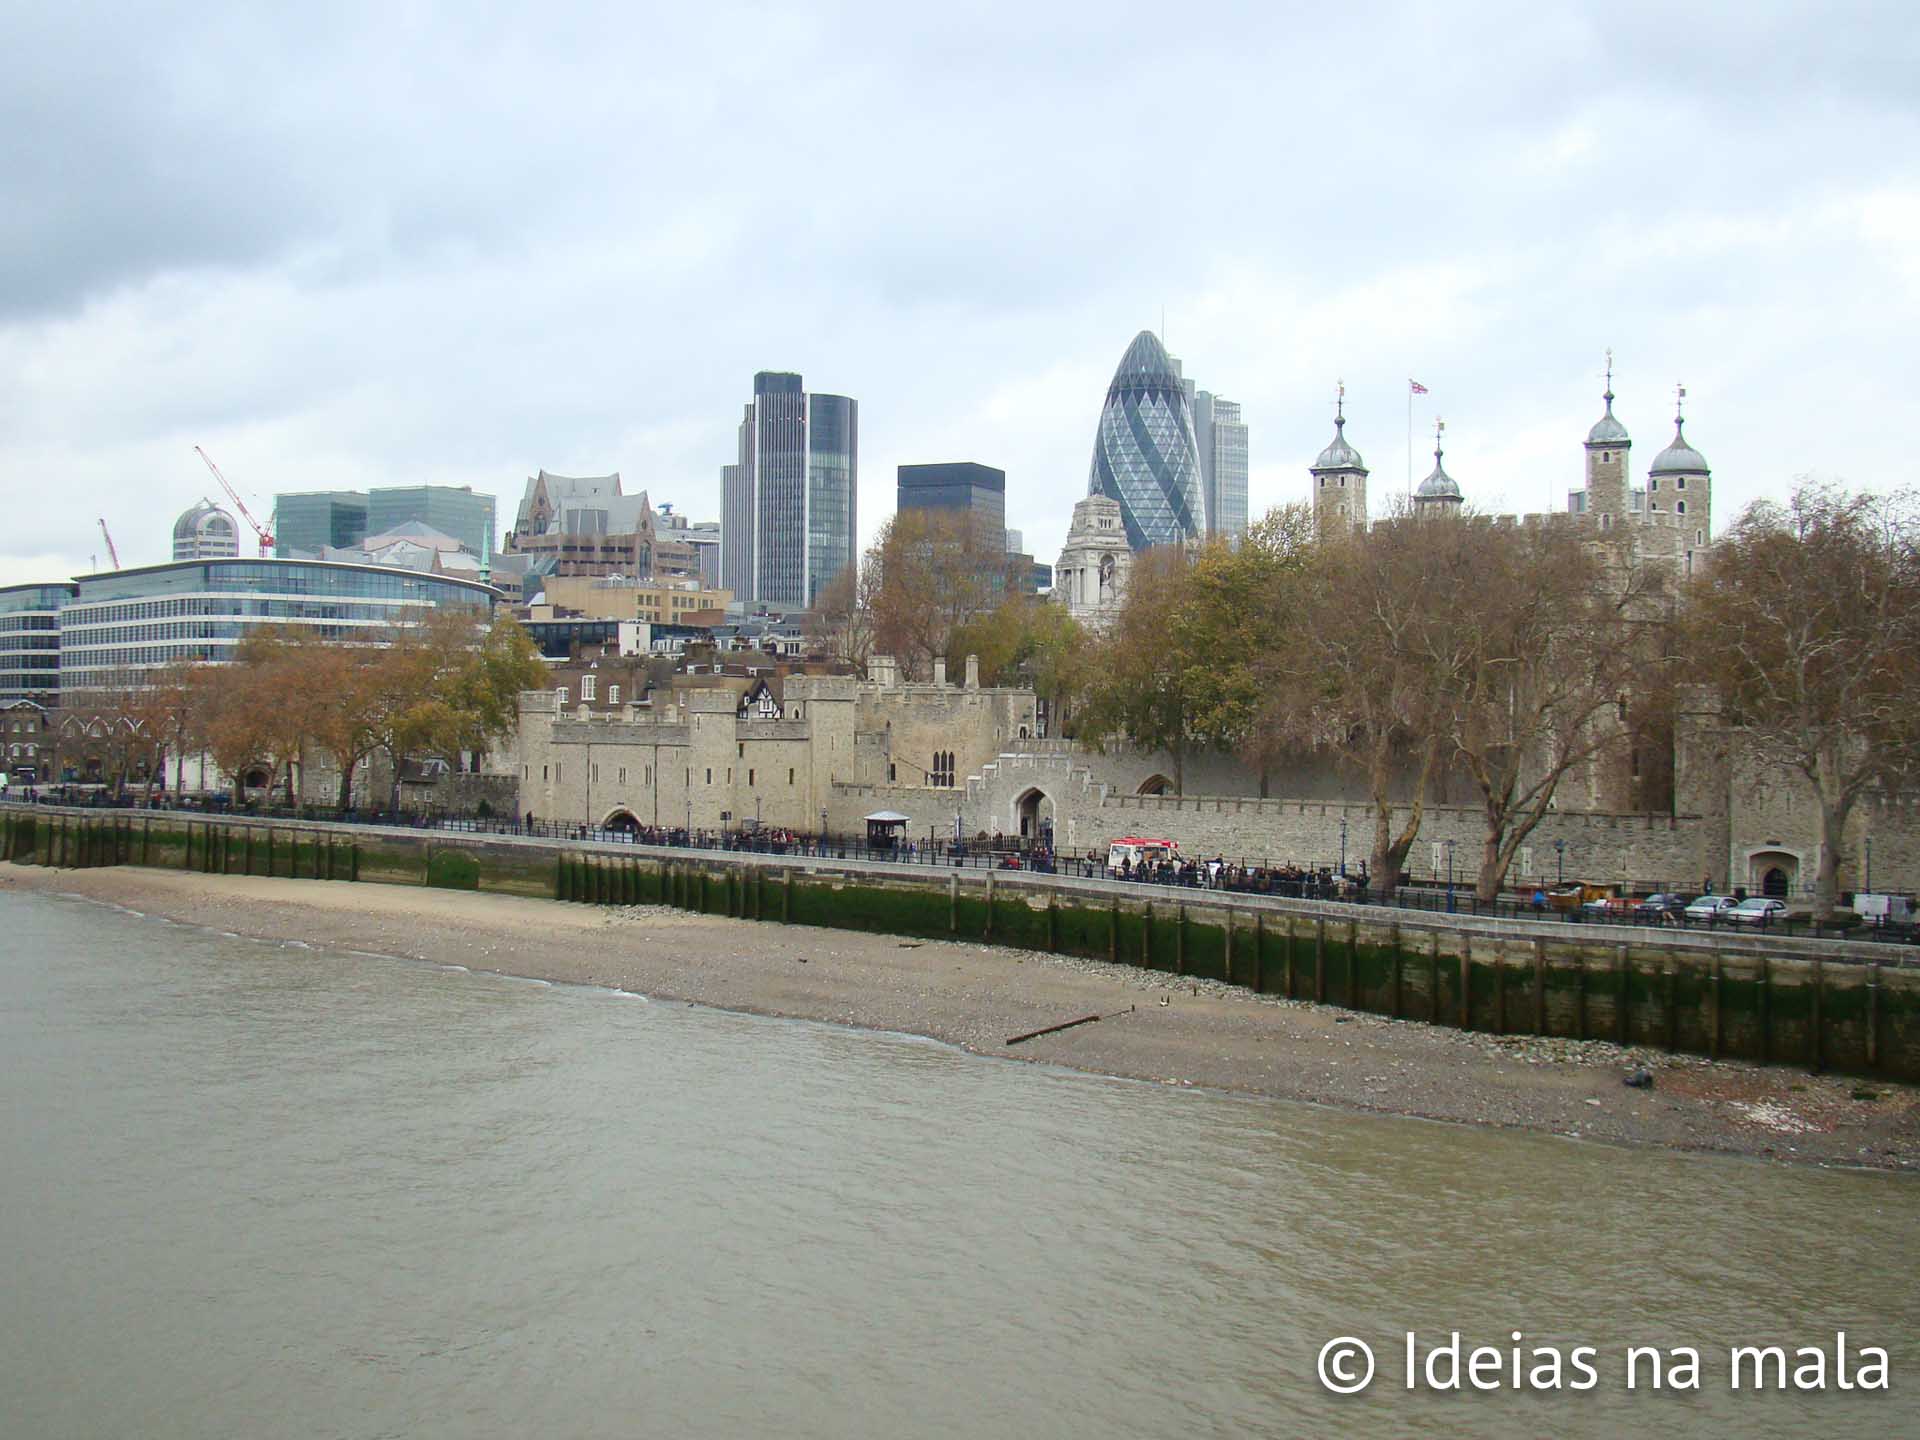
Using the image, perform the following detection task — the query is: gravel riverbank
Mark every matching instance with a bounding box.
[8,863,1917,1172]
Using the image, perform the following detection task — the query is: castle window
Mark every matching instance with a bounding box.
[788,768,795,784]
[1338,477,1345,488]
[1319,477,1326,488]
[1696,530,1704,546]
[1676,477,1687,489]
[1676,501,1687,515]
[1648,480,1657,492]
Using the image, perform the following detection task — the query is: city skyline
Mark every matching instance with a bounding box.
[3,4,1914,584]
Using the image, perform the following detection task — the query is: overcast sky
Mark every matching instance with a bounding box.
[4,0,1916,584]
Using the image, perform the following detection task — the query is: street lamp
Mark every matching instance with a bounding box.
[1339,815,1348,877]
[1865,835,1873,894]
[1445,839,1457,914]
[821,807,828,856]
[1553,838,1566,884]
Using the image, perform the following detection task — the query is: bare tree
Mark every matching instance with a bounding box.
[1685,482,1920,917]
[1445,522,1666,902]
[1265,502,1471,897]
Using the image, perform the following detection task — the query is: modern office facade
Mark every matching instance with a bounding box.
[172,501,241,561]
[55,558,497,694]
[722,372,858,610]
[364,486,496,558]
[275,491,370,555]
[1088,331,1206,550]
[1191,392,1248,539]
[0,583,74,706]
[897,462,1007,551]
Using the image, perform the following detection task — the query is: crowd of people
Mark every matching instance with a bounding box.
[1105,852,1366,898]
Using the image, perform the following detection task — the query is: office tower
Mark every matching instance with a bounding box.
[724,372,858,609]
[274,491,369,556]
[365,485,496,558]
[1197,394,1248,539]
[1088,331,1205,549]
[896,462,1006,552]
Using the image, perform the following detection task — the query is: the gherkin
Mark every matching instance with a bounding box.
[1087,330,1206,550]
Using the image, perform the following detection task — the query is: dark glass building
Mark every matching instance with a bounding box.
[1088,331,1205,550]
[275,490,371,555]
[896,462,1006,551]
[722,372,858,611]
[364,486,496,557]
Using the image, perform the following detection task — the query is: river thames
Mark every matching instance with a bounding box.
[2,888,1913,1438]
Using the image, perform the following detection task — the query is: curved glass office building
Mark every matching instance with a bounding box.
[1088,331,1206,550]
[58,558,497,693]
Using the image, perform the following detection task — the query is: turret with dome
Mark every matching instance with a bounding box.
[1309,384,1369,531]
[1413,419,1463,510]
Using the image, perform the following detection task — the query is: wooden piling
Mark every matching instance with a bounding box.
[1253,913,1265,993]
[1810,957,1825,1073]
[1459,938,1472,1031]
[1753,954,1769,1063]
[1314,918,1327,1003]
[1664,962,1678,1053]
[1390,925,1404,1018]
[1710,955,1723,1059]
[1175,904,1185,975]
[1867,961,1882,1072]
[1532,938,1547,1036]
[1616,945,1630,1045]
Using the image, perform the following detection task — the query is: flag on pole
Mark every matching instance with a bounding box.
[1409,379,1429,395]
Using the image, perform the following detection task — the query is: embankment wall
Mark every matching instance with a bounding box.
[4,806,1914,1084]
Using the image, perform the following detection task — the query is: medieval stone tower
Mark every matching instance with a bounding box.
[1309,386,1369,531]
[1582,354,1632,532]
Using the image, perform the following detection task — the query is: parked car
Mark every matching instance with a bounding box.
[1580,895,1637,919]
[1683,894,1739,923]
[1726,897,1789,926]
[1633,892,1690,923]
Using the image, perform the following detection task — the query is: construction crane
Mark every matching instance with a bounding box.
[97,518,122,570]
[194,445,275,556]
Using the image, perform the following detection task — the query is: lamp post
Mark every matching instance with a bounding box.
[685,793,691,846]
[1445,839,1457,914]
[821,807,828,856]
[1554,838,1565,884]
[1865,835,1873,894]
[1339,815,1348,877]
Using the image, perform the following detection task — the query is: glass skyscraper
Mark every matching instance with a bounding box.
[274,491,370,555]
[1088,331,1205,550]
[1197,394,1249,539]
[896,462,1006,551]
[722,372,858,610]
[364,486,496,557]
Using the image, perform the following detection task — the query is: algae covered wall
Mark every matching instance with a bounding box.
[4,807,1915,1083]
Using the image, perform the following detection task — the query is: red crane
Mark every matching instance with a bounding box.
[97,517,122,570]
[194,445,275,556]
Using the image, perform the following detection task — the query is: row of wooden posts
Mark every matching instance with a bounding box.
[562,854,1895,1077]
[2,812,1901,1081]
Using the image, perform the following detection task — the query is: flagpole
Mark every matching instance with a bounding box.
[1407,383,1413,501]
